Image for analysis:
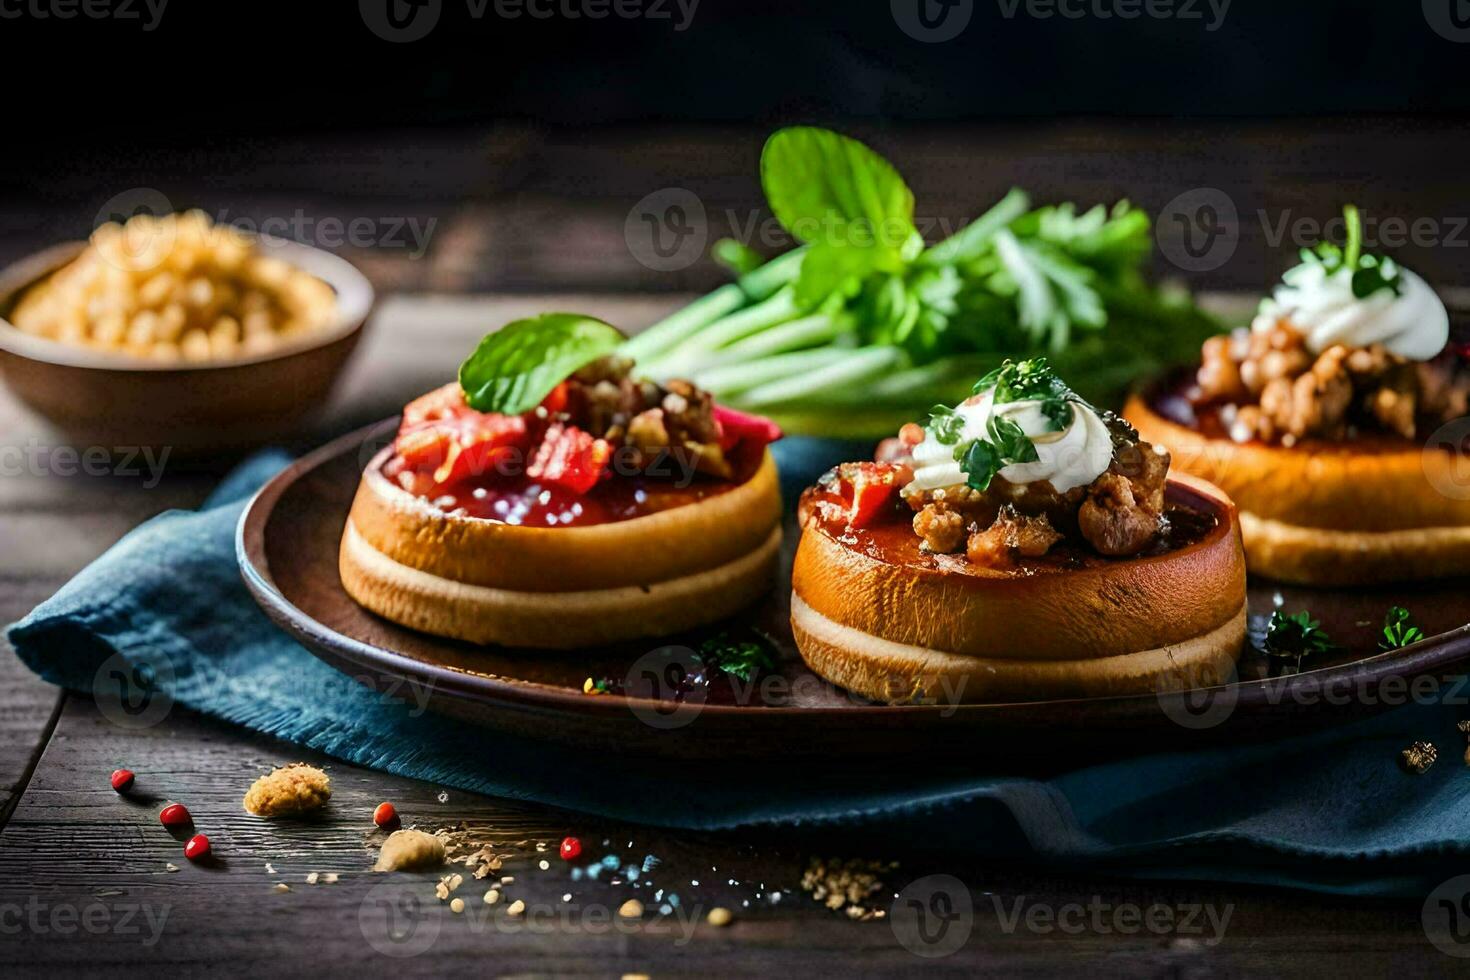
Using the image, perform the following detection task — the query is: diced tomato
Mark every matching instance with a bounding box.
[401,382,469,432]
[835,461,908,529]
[712,404,783,452]
[527,423,612,495]
[395,413,530,486]
[540,381,570,415]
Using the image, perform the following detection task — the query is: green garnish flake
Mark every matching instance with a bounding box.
[973,357,1078,431]
[926,404,965,444]
[1379,606,1425,652]
[949,357,1072,491]
[1299,204,1403,300]
[697,631,777,682]
[1264,610,1336,669]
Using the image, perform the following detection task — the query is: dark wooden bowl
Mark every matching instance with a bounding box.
[0,239,373,454]
[237,422,1470,765]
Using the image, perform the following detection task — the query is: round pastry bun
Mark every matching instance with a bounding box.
[790,475,1247,704]
[340,446,782,648]
[1125,393,1470,585]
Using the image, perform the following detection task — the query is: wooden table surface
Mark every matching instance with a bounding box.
[3,122,1469,976]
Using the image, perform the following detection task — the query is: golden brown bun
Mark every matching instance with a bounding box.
[789,475,1247,703]
[1126,394,1470,584]
[339,448,782,647]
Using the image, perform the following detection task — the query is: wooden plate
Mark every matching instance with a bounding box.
[237,421,1470,763]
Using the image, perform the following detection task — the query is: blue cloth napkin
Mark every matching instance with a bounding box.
[9,441,1470,899]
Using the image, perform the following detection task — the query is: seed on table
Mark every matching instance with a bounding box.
[484,889,500,905]
[619,899,644,919]
[507,899,526,917]
[110,769,135,793]
[159,803,192,827]
[450,898,465,914]
[707,907,733,927]
[184,834,210,861]
[373,801,399,830]
[559,836,582,861]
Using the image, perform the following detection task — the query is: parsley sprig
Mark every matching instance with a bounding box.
[1299,204,1402,300]
[1264,610,1336,673]
[696,631,777,682]
[941,358,1078,491]
[1379,606,1425,652]
[973,357,1076,430]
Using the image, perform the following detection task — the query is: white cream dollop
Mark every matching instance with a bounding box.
[908,389,1114,495]
[1252,262,1448,361]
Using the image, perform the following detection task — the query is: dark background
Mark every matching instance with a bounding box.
[1,0,1467,291]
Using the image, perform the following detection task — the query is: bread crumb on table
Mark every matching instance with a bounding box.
[242,764,332,816]
[374,829,448,873]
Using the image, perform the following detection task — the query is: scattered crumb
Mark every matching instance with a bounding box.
[507,899,526,917]
[1459,720,1470,735]
[536,842,548,852]
[306,872,320,885]
[501,875,515,884]
[707,907,733,927]
[164,863,179,873]
[264,862,276,874]
[274,883,291,894]
[374,829,448,872]
[622,975,651,980]
[619,899,644,919]
[800,858,897,921]
[243,764,332,817]
[484,889,500,905]
[562,893,572,903]
[450,898,465,914]
[323,872,339,884]
[1402,741,1438,774]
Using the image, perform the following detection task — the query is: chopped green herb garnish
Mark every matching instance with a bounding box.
[987,414,1039,464]
[955,437,1004,492]
[1264,610,1335,671]
[926,404,965,444]
[973,357,1078,431]
[696,631,777,682]
[1379,606,1425,652]
[1299,204,1403,300]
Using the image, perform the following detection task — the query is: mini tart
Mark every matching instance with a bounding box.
[790,475,1246,704]
[340,445,782,648]
[1125,393,1470,585]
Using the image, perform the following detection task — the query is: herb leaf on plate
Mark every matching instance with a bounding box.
[1379,605,1425,651]
[459,313,625,415]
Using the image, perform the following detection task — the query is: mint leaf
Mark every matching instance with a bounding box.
[459,313,625,415]
[760,127,917,254]
[795,239,901,309]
